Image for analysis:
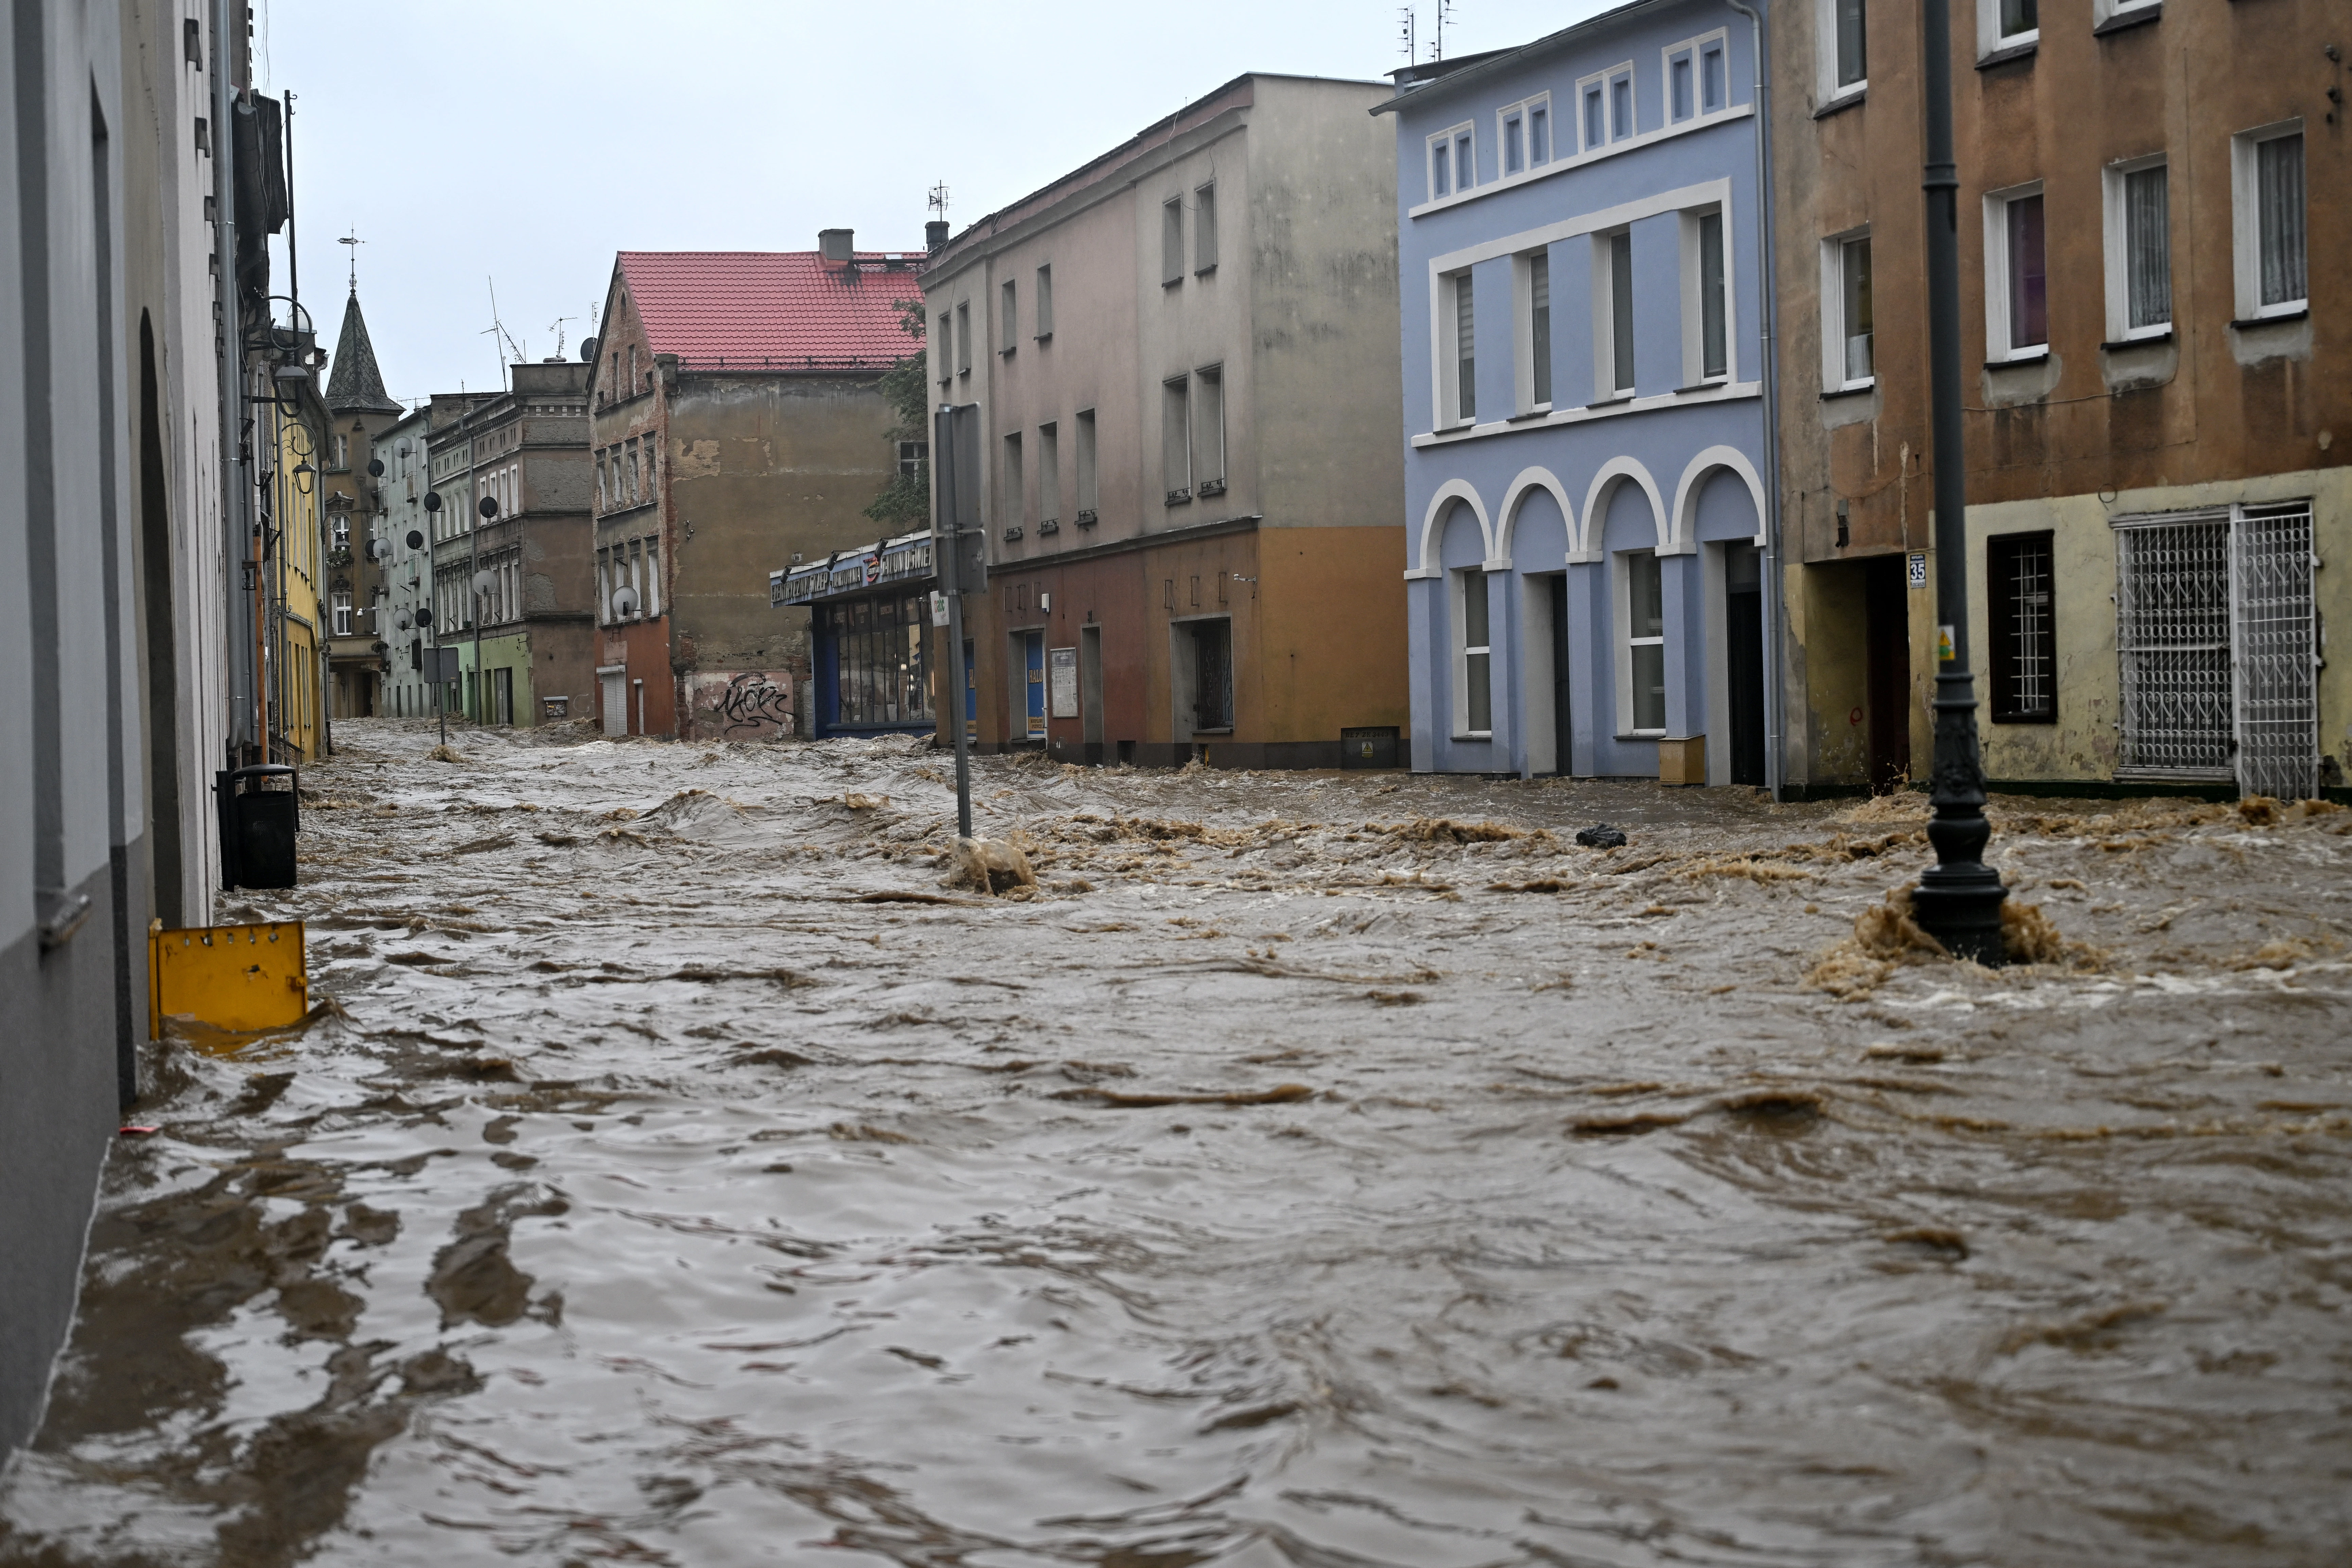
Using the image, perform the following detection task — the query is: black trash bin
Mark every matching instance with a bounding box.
[220,764,300,889]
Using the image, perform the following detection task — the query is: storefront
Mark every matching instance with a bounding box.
[772,531,938,738]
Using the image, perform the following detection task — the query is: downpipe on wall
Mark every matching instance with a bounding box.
[1723,0,1786,801]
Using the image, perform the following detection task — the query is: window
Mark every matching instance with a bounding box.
[1597,228,1635,397]
[1441,271,1477,424]
[330,433,348,468]
[1075,409,1098,518]
[1825,230,1874,387]
[1978,0,2037,57]
[1162,378,1190,501]
[1163,197,1185,284]
[1428,123,1474,199]
[627,442,640,504]
[2102,157,2171,339]
[1000,280,1018,353]
[1984,184,2047,358]
[2092,0,2160,24]
[1625,551,1666,734]
[1669,49,1694,122]
[1823,0,1866,96]
[1192,367,1225,494]
[898,439,928,478]
[1610,68,1635,141]
[1195,183,1217,271]
[2231,123,2305,319]
[1693,208,1728,381]
[1035,264,1053,337]
[1456,570,1492,735]
[1498,95,1549,175]
[1581,76,1607,152]
[1037,423,1059,525]
[332,591,352,636]
[1001,431,1023,530]
[956,301,971,373]
[1701,40,1726,111]
[936,311,953,383]
[1988,532,2055,723]
[331,513,349,549]
[1523,249,1552,410]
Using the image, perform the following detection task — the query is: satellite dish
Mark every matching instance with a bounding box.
[367,458,385,477]
[423,490,442,513]
[415,606,433,627]
[473,569,496,596]
[580,336,599,364]
[405,528,424,550]
[478,496,500,520]
[396,613,411,631]
[611,585,640,617]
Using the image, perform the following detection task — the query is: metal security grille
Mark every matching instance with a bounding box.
[2232,502,2319,799]
[2004,535,2054,719]
[2115,513,2233,778]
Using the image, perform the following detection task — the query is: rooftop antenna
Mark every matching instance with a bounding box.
[928,181,951,224]
[485,277,525,384]
[548,314,583,359]
[337,228,363,291]
[1432,0,1457,60]
[1398,7,1416,65]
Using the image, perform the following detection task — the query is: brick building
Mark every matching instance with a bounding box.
[586,240,924,739]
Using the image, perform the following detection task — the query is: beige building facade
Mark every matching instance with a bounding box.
[923,73,1409,767]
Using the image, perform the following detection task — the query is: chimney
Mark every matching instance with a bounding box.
[926,219,950,253]
[818,227,854,264]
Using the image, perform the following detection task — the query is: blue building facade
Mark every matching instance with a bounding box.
[1381,0,1776,786]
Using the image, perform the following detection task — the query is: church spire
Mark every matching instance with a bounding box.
[324,287,401,416]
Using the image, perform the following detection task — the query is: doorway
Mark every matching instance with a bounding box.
[1547,574,1572,775]
[1080,624,1104,765]
[1863,555,1912,793]
[600,668,626,736]
[1725,543,1766,786]
[1018,630,1047,741]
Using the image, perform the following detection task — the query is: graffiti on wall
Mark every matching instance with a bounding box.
[686,669,796,739]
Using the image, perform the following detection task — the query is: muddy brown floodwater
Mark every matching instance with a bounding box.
[5,720,2351,1567]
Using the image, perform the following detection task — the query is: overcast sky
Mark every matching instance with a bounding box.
[263,0,1617,407]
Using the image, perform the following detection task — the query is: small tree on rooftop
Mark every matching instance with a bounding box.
[863,299,929,529]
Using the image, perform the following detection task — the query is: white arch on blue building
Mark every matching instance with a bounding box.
[1411,479,1491,578]
[1495,467,1578,567]
[1669,446,1769,553]
[1578,457,1670,559]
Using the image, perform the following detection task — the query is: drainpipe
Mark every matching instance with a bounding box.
[1725,0,1786,799]
[213,0,252,759]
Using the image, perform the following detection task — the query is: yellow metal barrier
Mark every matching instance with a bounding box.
[148,921,310,1037]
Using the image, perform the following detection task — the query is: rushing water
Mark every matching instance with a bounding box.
[5,721,2350,1567]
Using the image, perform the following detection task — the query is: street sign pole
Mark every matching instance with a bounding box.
[1914,0,2006,962]
[936,405,973,840]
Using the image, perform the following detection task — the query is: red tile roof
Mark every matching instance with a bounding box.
[615,250,927,370]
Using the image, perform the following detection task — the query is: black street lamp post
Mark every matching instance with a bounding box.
[1912,0,2008,963]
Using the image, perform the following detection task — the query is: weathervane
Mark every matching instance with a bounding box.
[337,229,363,291]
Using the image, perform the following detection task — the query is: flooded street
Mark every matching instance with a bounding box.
[5,719,2351,1567]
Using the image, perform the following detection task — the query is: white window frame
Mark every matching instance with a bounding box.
[1427,120,1475,200]
[1591,226,1637,400]
[1439,268,1477,427]
[2091,0,2159,27]
[1662,30,1730,125]
[2230,119,2307,321]
[1577,70,1609,154]
[1616,548,1668,738]
[332,591,352,637]
[1513,247,1554,416]
[1679,202,1734,387]
[1608,63,1637,142]
[1497,92,1551,178]
[1976,0,2039,61]
[2101,153,2171,342]
[1820,225,1875,391]
[1982,179,2049,363]
[1816,0,1867,108]
[1453,567,1493,739]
